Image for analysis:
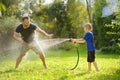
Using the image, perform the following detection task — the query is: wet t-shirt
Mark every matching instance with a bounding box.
[16,23,37,43]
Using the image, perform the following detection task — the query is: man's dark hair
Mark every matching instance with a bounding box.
[22,16,29,21]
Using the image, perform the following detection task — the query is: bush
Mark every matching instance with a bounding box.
[101,45,120,54]
[0,16,19,53]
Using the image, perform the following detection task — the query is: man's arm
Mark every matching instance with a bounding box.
[13,32,23,43]
[35,26,53,39]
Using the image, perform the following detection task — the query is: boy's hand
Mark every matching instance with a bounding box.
[69,38,73,42]
[73,41,78,46]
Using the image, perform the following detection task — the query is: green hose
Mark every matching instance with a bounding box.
[71,47,80,70]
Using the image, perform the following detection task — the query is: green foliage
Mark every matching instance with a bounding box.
[0,2,6,11]
[47,1,67,37]
[33,0,88,38]
[93,0,113,49]
[105,20,120,45]
[100,0,120,53]
[101,45,120,54]
[1,0,21,17]
[66,0,88,38]
[0,16,19,49]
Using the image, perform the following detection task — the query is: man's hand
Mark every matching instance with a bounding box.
[13,32,24,43]
[47,34,53,39]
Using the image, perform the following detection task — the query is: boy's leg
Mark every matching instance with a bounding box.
[88,62,91,71]
[87,52,92,72]
[93,61,99,72]
[15,45,29,69]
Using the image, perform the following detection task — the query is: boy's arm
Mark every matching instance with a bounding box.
[35,26,53,39]
[76,39,86,43]
[73,38,86,44]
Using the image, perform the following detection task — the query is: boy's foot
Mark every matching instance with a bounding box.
[87,70,91,73]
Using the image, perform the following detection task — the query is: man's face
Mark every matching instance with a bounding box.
[23,19,30,27]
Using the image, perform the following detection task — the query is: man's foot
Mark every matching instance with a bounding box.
[15,65,18,69]
[96,70,99,72]
[44,64,48,69]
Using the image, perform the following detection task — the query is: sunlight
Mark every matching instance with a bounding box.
[44,0,53,4]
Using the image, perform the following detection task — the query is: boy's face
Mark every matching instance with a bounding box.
[84,27,88,32]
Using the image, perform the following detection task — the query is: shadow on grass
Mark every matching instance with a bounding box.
[0,69,19,74]
[75,71,88,76]
[93,69,120,80]
[96,53,120,59]
[59,75,68,80]
[58,71,87,80]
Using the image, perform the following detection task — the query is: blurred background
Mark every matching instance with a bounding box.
[0,0,120,54]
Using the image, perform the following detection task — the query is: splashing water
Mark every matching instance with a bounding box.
[0,31,71,61]
[0,38,70,54]
[39,38,70,50]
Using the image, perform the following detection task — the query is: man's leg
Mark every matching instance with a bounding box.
[31,41,48,69]
[15,44,29,69]
[15,52,26,68]
[37,52,48,69]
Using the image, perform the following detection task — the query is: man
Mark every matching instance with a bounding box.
[13,16,52,69]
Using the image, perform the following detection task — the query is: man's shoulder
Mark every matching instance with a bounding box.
[29,23,37,30]
[30,23,37,27]
[17,23,23,28]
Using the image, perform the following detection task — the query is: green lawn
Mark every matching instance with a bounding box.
[0,45,120,80]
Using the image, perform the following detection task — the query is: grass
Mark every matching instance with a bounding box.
[0,45,120,80]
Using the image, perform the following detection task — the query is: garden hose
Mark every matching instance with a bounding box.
[71,46,80,70]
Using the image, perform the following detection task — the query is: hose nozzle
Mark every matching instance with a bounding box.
[69,38,73,42]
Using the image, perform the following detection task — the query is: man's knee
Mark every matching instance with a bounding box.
[37,51,45,57]
[19,53,26,57]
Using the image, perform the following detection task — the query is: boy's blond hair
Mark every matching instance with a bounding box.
[84,23,93,31]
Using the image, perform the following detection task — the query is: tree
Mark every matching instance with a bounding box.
[0,2,6,17]
[66,0,88,38]
[93,0,107,48]
[93,0,119,50]
[85,0,93,23]
[1,0,22,17]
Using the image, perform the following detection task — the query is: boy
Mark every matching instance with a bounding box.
[13,16,53,69]
[73,23,99,72]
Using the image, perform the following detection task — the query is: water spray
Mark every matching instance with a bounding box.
[39,38,80,70]
[0,37,80,70]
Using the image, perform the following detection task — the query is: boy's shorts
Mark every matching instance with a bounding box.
[20,40,44,55]
[87,51,95,62]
